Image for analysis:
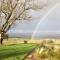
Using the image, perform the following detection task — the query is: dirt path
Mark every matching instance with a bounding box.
[25,52,45,60]
[22,47,37,60]
[25,50,42,60]
[25,53,49,60]
[25,48,49,60]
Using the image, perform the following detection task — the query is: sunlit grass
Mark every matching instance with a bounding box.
[34,41,60,60]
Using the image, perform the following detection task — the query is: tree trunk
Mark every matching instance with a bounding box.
[0,38,3,45]
[0,32,4,45]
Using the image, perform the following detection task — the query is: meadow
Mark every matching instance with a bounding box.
[0,44,36,60]
[0,38,60,60]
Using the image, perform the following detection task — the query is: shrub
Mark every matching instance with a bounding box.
[47,40,54,44]
[24,40,28,44]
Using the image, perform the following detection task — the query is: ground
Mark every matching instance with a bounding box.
[0,39,60,60]
[25,40,60,60]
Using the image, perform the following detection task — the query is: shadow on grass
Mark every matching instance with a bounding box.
[0,51,26,59]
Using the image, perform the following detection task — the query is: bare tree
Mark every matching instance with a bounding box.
[0,0,48,45]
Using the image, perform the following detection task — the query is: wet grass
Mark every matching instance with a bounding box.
[0,44,36,60]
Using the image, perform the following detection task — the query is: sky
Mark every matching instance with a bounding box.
[7,0,60,38]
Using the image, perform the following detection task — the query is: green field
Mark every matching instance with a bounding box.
[0,44,36,60]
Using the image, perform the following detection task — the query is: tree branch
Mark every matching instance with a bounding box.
[1,0,19,32]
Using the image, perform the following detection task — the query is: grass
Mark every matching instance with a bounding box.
[34,42,60,60]
[1,39,60,60]
[0,44,36,60]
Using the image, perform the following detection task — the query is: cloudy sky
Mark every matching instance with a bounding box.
[7,0,60,38]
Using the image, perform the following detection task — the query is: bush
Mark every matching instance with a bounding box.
[24,40,28,44]
[47,40,54,44]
